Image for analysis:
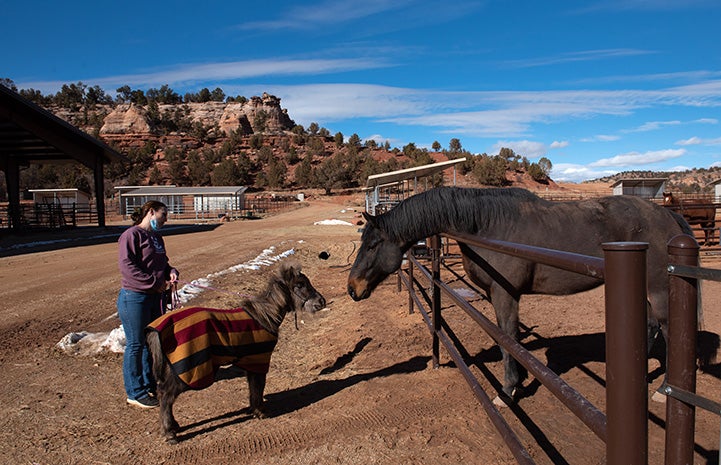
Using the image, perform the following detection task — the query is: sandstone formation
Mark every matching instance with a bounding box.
[98,92,294,136]
[100,104,152,134]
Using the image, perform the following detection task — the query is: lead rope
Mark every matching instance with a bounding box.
[171,282,180,312]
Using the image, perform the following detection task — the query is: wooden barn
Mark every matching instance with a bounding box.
[610,178,667,199]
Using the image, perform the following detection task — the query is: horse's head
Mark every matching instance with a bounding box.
[347,212,406,301]
[280,263,326,313]
[662,191,674,206]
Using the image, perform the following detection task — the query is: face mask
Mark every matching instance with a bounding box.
[150,217,162,231]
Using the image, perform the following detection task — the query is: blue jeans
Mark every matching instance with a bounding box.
[117,288,163,400]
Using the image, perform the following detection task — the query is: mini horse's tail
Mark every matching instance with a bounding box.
[146,330,167,382]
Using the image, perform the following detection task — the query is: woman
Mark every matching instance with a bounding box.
[117,200,179,408]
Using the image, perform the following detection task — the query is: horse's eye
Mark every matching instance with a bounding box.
[367,238,381,250]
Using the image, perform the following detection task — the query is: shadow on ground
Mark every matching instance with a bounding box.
[0,223,222,257]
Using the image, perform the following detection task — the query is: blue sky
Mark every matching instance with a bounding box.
[3,0,721,182]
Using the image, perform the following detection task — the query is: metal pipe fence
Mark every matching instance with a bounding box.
[399,233,660,463]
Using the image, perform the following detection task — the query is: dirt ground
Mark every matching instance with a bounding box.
[1,193,720,465]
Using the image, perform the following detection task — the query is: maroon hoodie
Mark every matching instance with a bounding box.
[118,225,177,293]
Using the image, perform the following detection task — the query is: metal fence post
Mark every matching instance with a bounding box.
[408,258,415,314]
[431,234,441,368]
[603,242,649,465]
[665,234,699,465]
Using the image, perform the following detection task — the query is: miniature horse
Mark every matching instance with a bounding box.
[348,187,694,400]
[146,263,325,444]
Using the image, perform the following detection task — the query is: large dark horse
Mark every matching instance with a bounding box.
[662,191,716,246]
[147,263,326,444]
[347,187,693,400]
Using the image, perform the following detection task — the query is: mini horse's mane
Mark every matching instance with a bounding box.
[374,187,545,244]
[240,273,294,336]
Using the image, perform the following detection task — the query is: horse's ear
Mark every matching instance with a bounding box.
[280,261,301,281]
[362,211,376,225]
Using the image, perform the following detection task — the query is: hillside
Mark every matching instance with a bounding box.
[0,92,556,196]
[8,89,718,197]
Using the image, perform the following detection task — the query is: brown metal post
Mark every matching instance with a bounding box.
[603,242,648,465]
[408,258,415,314]
[94,153,106,227]
[665,234,699,465]
[431,234,442,368]
[397,267,402,292]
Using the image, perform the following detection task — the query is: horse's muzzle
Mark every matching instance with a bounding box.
[304,295,327,313]
[347,282,369,301]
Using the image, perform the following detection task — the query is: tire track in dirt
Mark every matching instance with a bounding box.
[163,400,447,462]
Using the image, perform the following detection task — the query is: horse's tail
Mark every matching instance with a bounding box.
[146,330,167,382]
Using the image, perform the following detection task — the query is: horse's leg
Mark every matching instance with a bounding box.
[701,220,714,246]
[147,331,180,443]
[647,289,671,403]
[490,284,524,400]
[247,372,267,418]
[158,370,184,444]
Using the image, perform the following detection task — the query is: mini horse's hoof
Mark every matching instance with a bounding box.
[651,391,667,403]
[165,436,178,445]
[252,408,268,419]
[493,388,518,407]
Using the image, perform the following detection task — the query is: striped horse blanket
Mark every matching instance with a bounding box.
[147,306,278,390]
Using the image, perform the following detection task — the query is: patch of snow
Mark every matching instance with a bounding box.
[56,326,126,356]
[314,219,353,226]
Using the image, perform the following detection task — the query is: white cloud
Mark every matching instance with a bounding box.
[694,118,718,124]
[492,140,547,158]
[676,137,703,146]
[238,0,412,31]
[667,165,693,172]
[550,163,619,183]
[624,120,681,133]
[19,58,390,94]
[676,136,721,146]
[364,134,397,145]
[550,140,569,149]
[236,0,479,33]
[580,135,621,142]
[590,149,686,167]
[502,49,653,69]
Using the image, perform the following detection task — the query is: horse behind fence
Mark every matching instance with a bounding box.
[348,187,694,401]
[662,192,716,245]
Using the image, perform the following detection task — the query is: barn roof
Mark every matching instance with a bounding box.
[118,186,248,197]
[366,158,466,189]
[0,84,125,168]
[609,178,668,188]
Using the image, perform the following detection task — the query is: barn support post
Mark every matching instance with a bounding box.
[664,234,699,465]
[431,234,442,368]
[93,153,106,227]
[3,157,22,229]
[603,242,648,465]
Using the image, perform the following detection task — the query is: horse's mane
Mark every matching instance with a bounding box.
[240,273,293,335]
[374,187,545,244]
